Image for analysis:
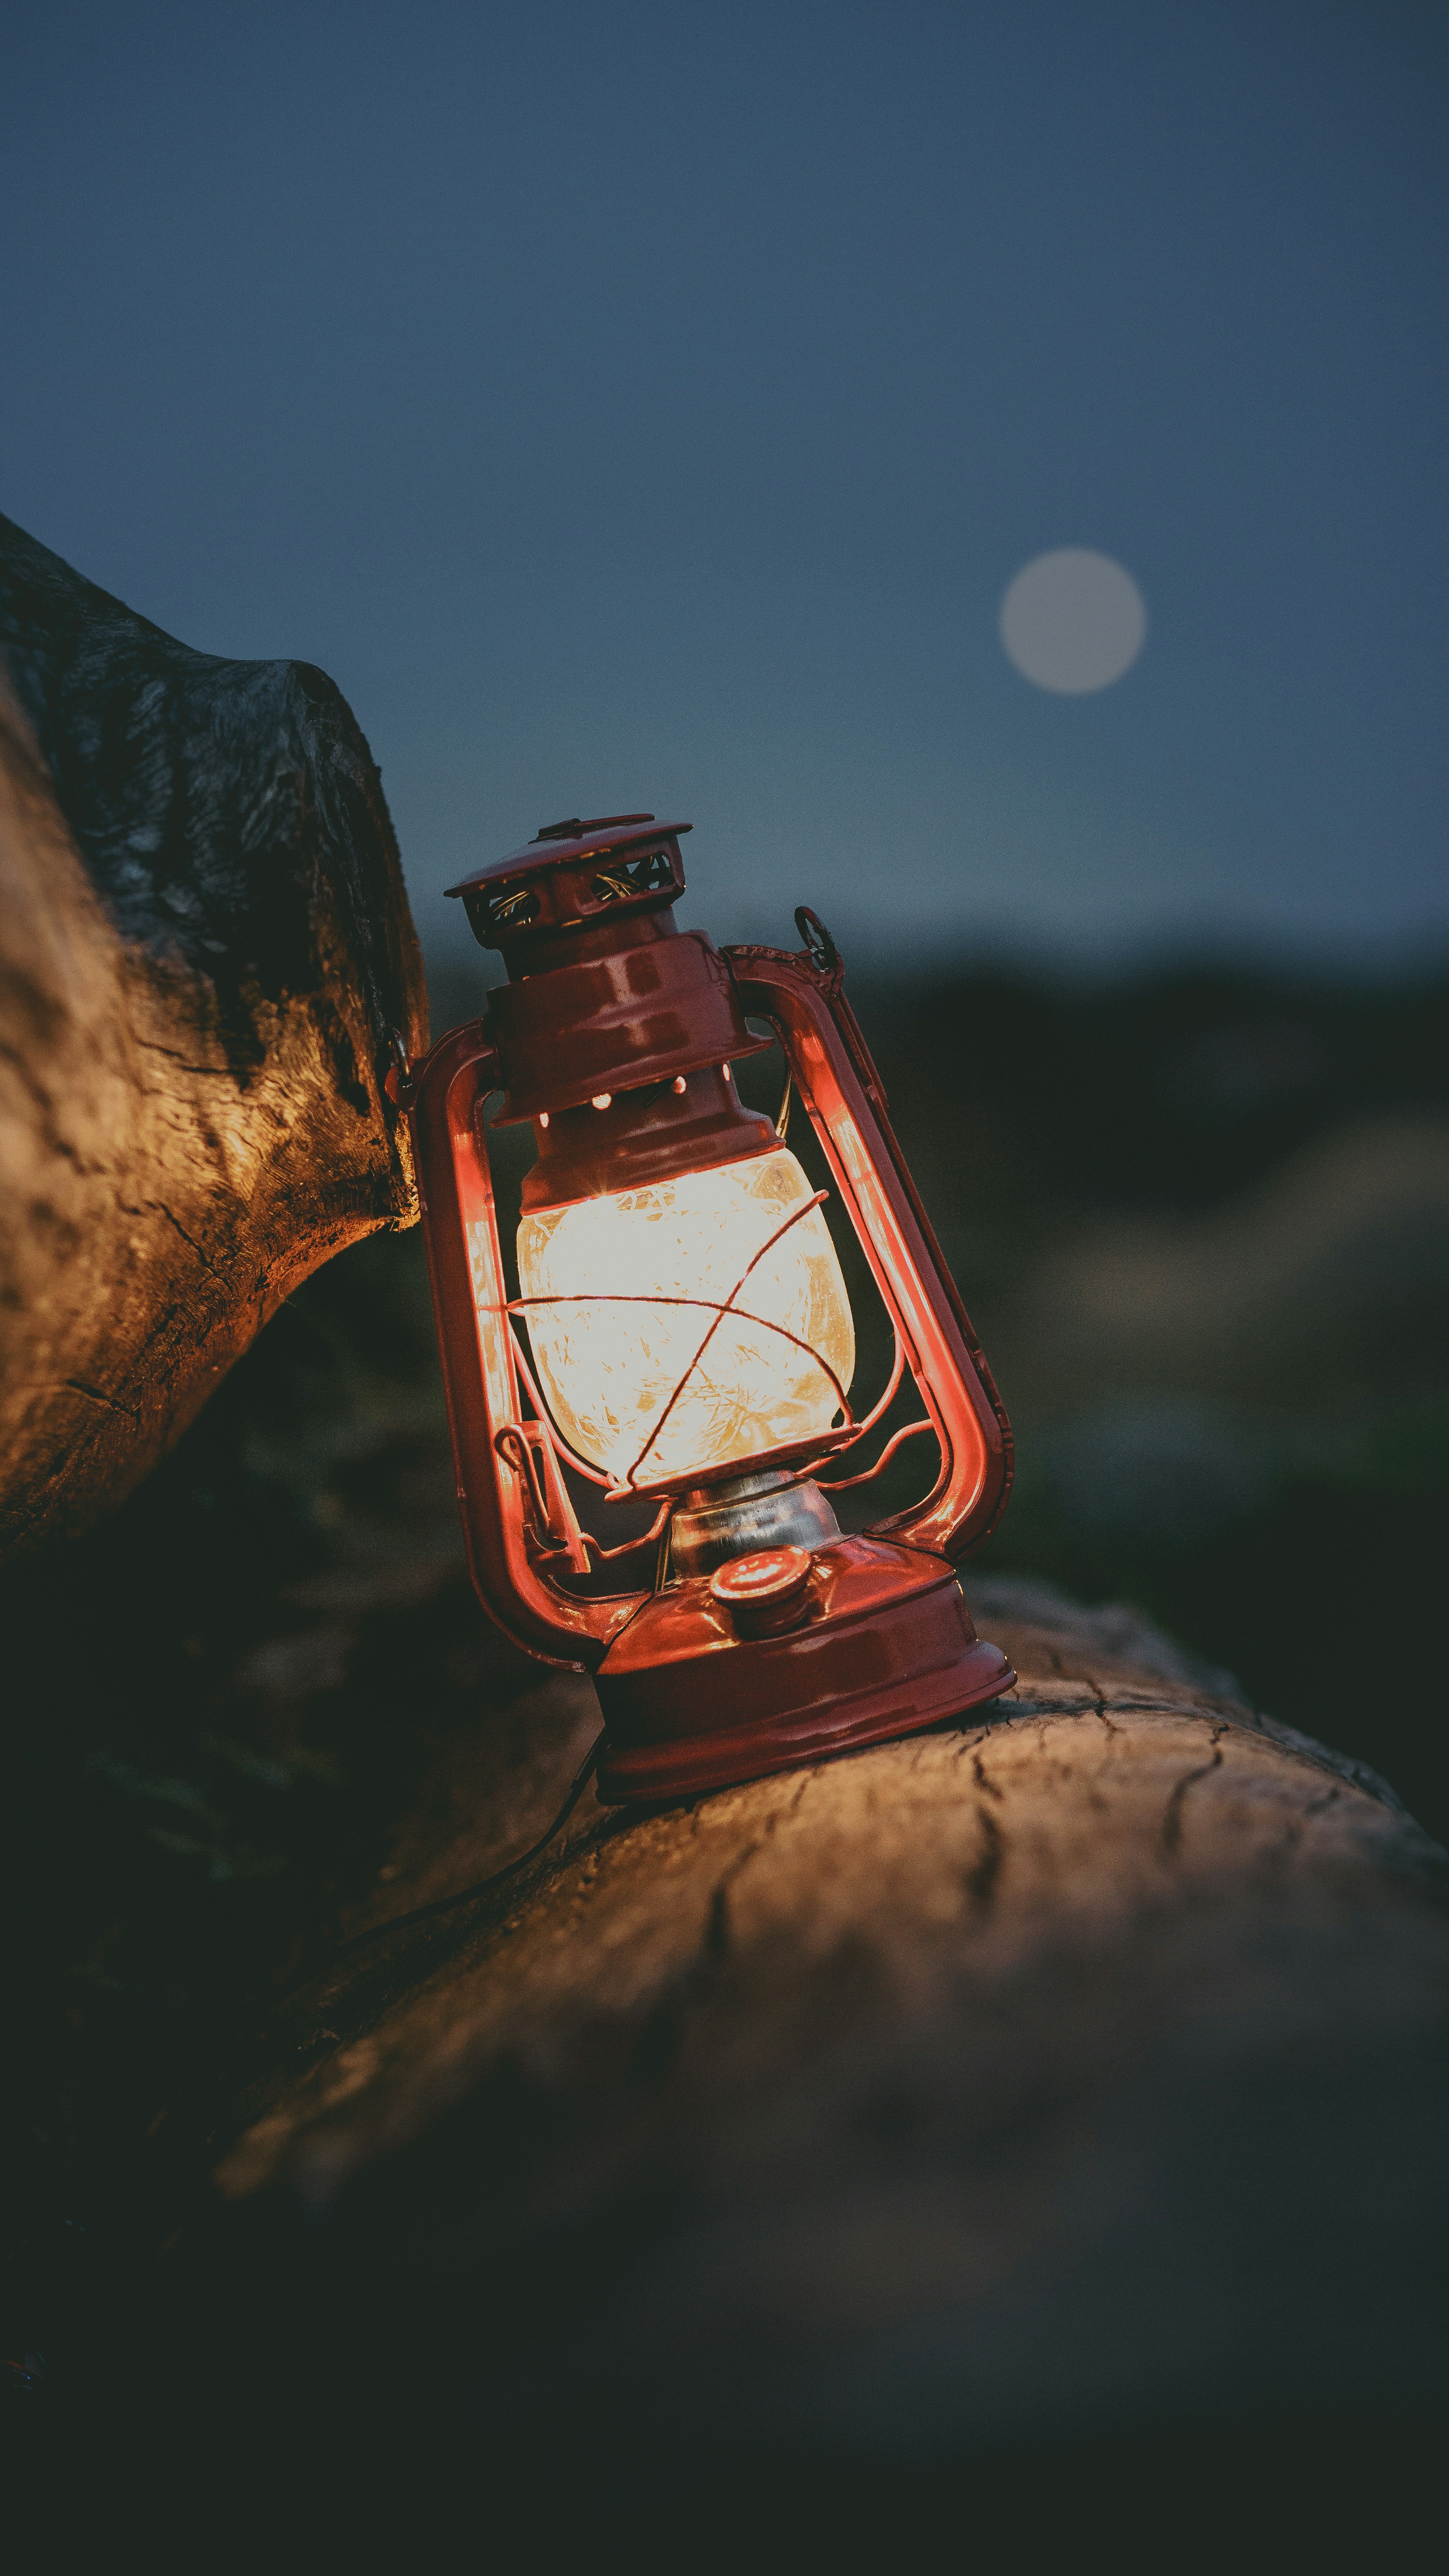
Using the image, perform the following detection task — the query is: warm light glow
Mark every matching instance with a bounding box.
[516,1147,855,1487]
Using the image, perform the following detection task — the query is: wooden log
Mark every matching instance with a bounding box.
[0,514,427,1549]
[189,1579,1449,2513]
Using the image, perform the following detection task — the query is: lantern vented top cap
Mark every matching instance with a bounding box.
[446,813,692,952]
[531,812,654,844]
[445,814,691,897]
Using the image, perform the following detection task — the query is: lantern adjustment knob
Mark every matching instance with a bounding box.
[708,1545,815,1634]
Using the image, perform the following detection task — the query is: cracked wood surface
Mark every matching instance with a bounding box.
[197,1579,1449,2474]
[0,514,426,1547]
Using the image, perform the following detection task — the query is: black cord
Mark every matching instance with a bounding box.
[287,1731,604,1994]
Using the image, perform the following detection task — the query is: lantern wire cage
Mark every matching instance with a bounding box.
[494,1177,939,1581]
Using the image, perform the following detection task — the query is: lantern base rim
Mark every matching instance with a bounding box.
[596,1633,1014,1804]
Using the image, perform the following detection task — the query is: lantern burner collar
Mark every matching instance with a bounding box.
[668,1468,841,1580]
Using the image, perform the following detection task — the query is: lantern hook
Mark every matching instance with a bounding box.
[795,906,840,974]
[494,1422,558,1543]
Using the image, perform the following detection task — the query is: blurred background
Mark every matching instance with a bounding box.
[1,0,1446,2261]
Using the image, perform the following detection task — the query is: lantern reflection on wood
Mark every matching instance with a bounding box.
[400,813,1014,1802]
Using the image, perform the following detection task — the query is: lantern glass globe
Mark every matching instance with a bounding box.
[516,1146,855,1489]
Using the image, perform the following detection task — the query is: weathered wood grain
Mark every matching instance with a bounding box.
[199,1579,1449,2495]
[0,514,426,1549]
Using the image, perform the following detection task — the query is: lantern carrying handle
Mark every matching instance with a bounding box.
[407,1020,649,1670]
[724,939,1013,1563]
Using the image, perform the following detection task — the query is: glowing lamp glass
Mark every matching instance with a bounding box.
[516,1145,855,1488]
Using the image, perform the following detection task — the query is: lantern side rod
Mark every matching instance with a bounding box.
[725,943,1013,1562]
[406,1023,647,1665]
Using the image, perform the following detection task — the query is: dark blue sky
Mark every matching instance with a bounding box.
[4,1,1445,976]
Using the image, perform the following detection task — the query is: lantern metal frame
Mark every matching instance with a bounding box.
[402,816,1014,1802]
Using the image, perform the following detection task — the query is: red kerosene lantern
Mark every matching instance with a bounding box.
[400,813,1014,1802]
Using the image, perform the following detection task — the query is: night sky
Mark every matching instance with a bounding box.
[4,1,1445,978]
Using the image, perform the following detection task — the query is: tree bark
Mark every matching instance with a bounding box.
[0,514,426,1549]
[195,1579,1449,2505]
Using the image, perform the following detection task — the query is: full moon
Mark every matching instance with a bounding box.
[1000,548,1147,694]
